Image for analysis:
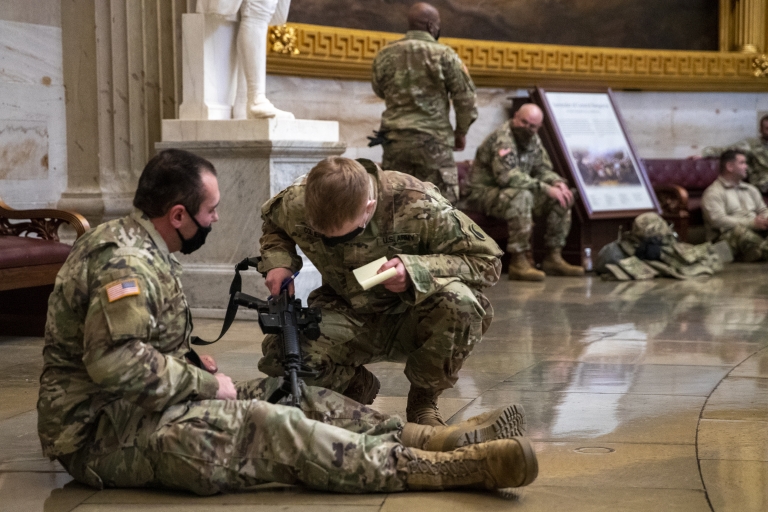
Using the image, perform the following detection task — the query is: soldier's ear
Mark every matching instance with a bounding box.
[168,204,186,229]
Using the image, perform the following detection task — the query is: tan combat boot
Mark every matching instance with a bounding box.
[342,366,380,405]
[398,438,538,491]
[401,404,527,451]
[406,387,446,426]
[508,251,546,281]
[541,249,585,276]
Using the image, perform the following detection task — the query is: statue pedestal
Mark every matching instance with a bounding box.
[158,118,345,317]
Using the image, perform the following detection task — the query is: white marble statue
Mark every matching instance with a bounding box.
[197,0,294,119]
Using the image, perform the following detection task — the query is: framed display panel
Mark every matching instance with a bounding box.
[532,88,661,220]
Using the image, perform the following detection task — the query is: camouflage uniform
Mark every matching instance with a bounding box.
[37,208,415,495]
[257,159,502,394]
[702,176,768,261]
[596,213,731,280]
[703,138,768,193]
[372,30,478,205]
[466,122,571,253]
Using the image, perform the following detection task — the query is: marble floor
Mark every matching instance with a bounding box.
[3,265,768,511]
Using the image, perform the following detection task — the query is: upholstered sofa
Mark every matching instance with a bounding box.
[643,157,720,244]
[0,200,89,336]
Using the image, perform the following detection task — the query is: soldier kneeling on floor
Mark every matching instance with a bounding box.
[257,156,503,427]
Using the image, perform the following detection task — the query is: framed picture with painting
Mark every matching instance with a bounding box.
[531,88,660,220]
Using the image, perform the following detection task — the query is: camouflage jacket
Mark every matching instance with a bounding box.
[468,122,564,201]
[258,160,502,313]
[38,209,219,458]
[702,137,768,188]
[371,30,478,146]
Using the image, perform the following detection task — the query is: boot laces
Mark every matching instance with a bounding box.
[407,458,481,477]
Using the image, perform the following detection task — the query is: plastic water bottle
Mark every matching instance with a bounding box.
[583,247,593,272]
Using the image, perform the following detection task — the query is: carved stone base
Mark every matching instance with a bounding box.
[156,124,344,316]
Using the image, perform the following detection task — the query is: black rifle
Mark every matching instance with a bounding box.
[233,289,321,407]
[191,257,320,408]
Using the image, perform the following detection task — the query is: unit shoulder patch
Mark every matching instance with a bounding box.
[470,224,486,240]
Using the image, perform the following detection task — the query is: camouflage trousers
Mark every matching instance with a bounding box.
[471,186,572,253]
[259,281,492,393]
[716,225,768,262]
[381,135,459,205]
[58,379,407,495]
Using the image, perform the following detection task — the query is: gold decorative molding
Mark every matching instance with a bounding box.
[267,23,768,92]
[269,24,300,55]
[753,54,768,76]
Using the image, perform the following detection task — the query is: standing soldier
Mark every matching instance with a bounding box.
[371,2,477,205]
[466,103,585,281]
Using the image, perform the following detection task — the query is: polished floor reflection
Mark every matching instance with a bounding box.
[2,265,768,511]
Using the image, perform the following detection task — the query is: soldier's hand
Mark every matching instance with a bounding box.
[754,216,768,230]
[199,354,218,374]
[554,182,574,207]
[546,184,571,209]
[266,267,295,297]
[379,257,411,293]
[215,373,237,400]
[454,132,466,151]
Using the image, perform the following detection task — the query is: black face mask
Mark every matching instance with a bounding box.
[512,126,535,147]
[433,28,440,41]
[177,212,212,254]
[322,226,365,247]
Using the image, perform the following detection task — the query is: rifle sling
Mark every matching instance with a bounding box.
[191,257,260,346]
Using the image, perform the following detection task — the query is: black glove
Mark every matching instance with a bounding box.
[367,130,388,147]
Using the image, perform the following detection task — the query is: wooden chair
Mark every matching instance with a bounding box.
[0,199,90,336]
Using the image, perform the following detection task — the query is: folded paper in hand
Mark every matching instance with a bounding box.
[353,256,398,290]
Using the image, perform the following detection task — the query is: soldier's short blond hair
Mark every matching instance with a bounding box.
[305,157,369,232]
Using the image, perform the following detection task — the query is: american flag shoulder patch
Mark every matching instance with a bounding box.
[106,278,141,303]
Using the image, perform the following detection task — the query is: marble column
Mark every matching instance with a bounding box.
[720,0,766,53]
[59,0,188,224]
[157,119,345,316]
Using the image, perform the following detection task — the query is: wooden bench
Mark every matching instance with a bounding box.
[0,200,89,336]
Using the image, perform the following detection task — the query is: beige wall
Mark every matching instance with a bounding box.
[0,0,60,26]
[265,75,768,163]
[0,0,66,209]
[2,0,767,213]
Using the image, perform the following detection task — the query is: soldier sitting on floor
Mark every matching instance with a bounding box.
[702,149,768,262]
